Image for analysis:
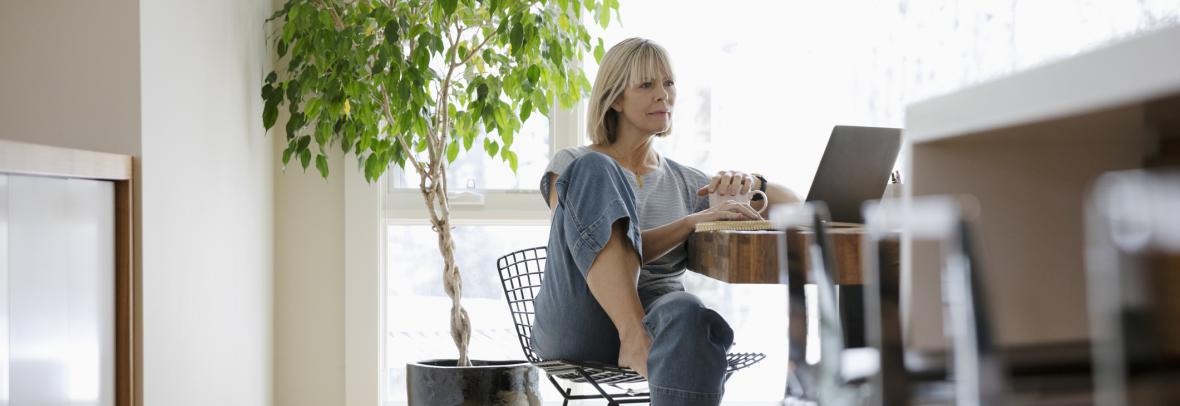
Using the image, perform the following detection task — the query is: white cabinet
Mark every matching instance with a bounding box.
[3,175,115,406]
[0,139,134,406]
[902,24,1180,363]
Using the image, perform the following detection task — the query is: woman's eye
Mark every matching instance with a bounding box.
[664,80,675,87]
[639,82,652,89]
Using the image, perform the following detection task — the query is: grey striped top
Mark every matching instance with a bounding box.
[541,146,710,296]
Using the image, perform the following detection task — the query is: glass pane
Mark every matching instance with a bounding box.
[383,224,556,401]
[388,116,551,191]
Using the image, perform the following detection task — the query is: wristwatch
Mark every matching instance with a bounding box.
[751,173,767,200]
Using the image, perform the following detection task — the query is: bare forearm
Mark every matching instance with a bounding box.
[753,181,801,216]
[639,216,697,264]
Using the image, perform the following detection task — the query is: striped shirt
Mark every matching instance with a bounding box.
[541,146,710,296]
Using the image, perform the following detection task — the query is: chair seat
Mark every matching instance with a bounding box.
[534,352,767,385]
[498,246,767,404]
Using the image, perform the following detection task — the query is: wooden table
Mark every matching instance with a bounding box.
[686,226,891,285]
[686,225,900,348]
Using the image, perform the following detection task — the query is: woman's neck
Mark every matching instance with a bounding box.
[601,134,658,171]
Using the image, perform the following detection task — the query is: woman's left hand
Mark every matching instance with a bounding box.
[696,170,756,197]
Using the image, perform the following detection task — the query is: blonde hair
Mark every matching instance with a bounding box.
[587,38,675,145]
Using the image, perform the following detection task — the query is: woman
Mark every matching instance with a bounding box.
[532,37,799,405]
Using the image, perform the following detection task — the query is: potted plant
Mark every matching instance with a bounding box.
[261,0,616,403]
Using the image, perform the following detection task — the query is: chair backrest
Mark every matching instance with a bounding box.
[1087,170,1180,406]
[772,202,854,403]
[863,196,1006,406]
[496,246,548,364]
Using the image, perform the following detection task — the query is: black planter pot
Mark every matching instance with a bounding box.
[407,359,542,406]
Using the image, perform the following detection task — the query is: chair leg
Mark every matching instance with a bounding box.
[576,368,620,404]
[546,375,572,406]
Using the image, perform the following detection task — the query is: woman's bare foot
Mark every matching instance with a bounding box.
[618,330,652,378]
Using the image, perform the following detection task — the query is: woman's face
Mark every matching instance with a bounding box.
[611,73,675,138]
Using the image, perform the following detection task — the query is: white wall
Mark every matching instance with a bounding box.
[2,1,277,404]
[139,0,275,405]
[0,0,141,156]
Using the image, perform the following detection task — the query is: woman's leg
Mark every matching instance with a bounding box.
[643,291,735,406]
[533,152,647,368]
[586,220,650,376]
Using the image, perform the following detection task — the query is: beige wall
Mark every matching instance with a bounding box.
[266,2,346,403]
[271,96,382,406]
[0,0,141,156]
[139,0,275,405]
[273,141,347,405]
[267,0,381,403]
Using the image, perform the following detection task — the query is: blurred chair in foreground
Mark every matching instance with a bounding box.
[772,202,873,405]
[1086,170,1180,406]
[861,196,1007,406]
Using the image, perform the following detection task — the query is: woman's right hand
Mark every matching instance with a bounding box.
[688,200,762,225]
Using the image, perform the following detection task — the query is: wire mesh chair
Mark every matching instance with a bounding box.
[497,246,767,406]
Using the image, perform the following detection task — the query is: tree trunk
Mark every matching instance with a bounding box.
[427,186,471,367]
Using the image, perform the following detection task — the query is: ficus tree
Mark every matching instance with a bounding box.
[261,0,618,366]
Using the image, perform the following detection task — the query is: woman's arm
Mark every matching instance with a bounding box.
[639,201,760,264]
[696,170,802,219]
[546,172,558,216]
[638,218,695,264]
[752,179,801,215]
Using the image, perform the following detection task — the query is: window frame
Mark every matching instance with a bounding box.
[382,100,584,224]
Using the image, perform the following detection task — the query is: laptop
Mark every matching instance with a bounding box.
[805,125,902,223]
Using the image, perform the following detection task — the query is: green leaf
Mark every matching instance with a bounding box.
[297,134,311,152]
[315,154,329,178]
[364,154,383,181]
[315,120,332,146]
[263,101,279,129]
[476,82,488,102]
[547,40,563,66]
[446,140,459,162]
[509,24,523,51]
[384,19,400,45]
[520,100,532,122]
[503,149,518,172]
[299,148,311,169]
[282,145,294,165]
[440,0,458,16]
[265,72,278,84]
[485,139,500,158]
[463,131,475,150]
[594,38,605,63]
[286,112,304,139]
[598,2,610,28]
[318,9,333,26]
[357,135,371,152]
